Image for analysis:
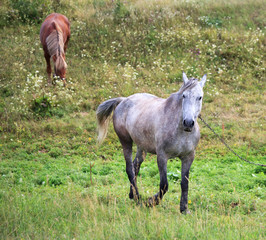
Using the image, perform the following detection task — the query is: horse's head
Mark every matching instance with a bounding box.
[53,54,67,85]
[181,72,207,132]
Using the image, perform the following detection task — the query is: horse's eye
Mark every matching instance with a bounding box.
[198,97,202,101]
[183,94,186,99]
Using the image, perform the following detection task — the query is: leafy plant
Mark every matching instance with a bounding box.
[167,170,181,182]
[31,95,52,118]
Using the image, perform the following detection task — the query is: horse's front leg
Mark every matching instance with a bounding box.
[147,151,168,206]
[64,36,70,52]
[180,151,195,214]
[44,52,52,85]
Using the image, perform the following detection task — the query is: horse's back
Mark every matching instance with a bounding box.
[113,93,166,153]
[40,13,70,45]
[115,93,164,117]
[41,13,70,30]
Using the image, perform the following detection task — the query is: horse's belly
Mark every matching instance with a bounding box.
[131,133,157,154]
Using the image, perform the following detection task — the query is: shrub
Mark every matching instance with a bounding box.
[113,0,130,24]
[31,95,52,118]
[8,0,51,24]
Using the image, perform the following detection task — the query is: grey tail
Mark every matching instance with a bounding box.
[96,97,125,144]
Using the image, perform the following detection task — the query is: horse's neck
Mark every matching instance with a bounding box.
[164,93,183,123]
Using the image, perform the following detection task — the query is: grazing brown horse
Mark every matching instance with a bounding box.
[40,13,70,86]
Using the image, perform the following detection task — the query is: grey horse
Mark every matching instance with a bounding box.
[96,72,207,213]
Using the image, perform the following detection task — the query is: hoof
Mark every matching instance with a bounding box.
[180,209,191,215]
[129,192,134,199]
[129,192,140,202]
[146,196,160,207]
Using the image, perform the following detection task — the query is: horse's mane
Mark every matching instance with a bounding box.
[46,22,67,71]
[178,78,198,95]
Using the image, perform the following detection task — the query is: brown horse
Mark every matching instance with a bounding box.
[40,13,70,86]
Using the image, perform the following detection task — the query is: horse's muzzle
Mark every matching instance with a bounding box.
[183,119,194,132]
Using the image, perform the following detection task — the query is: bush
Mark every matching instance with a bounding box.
[7,0,51,24]
[113,0,130,24]
[31,95,52,118]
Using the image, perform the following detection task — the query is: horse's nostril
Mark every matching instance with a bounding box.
[183,119,194,128]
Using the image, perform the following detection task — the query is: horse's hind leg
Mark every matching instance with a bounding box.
[120,138,140,201]
[133,148,146,176]
[129,147,146,199]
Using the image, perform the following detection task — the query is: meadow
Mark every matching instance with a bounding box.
[0,0,265,239]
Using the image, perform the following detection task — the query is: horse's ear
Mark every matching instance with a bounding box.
[200,74,207,88]
[182,72,189,85]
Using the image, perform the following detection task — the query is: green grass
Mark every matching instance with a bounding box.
[0,0,265,239]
